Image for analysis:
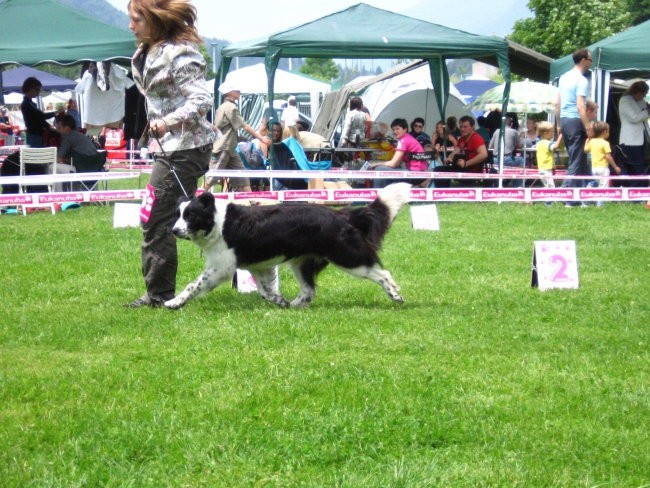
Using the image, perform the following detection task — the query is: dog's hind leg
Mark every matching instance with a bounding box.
[165,267,233,309]
[252,267,289,307]
[340,264,404,304]
[288,258,328,307]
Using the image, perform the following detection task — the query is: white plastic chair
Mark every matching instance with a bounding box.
[19,146,58,215]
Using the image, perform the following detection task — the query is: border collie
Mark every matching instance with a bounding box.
[164,183,411,309]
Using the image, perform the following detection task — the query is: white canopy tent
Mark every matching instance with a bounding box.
[361,63,471,129]
[210,63,331,118]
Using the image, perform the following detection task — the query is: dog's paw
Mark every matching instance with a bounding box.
[164,298,183,310]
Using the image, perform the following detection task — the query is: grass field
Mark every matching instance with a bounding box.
[1,200,649,487]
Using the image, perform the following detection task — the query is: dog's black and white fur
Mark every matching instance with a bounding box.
[164,182,411,309]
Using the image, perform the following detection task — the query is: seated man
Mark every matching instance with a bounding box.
[57,114,100,166]
[369,118,425,188]
[57,114,105,190]
[488,113,525,186]
[435,115,488,188]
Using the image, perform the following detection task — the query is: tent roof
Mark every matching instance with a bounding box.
[550,20,650,79]
[0,0,135,66]
[222,3,508,61]
[1,65,76,93]
[216,63,330,94]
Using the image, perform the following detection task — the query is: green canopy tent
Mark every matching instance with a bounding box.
[0,0,135,67]
[550,19,650,121]
[0,0,135,102]
[217,2,511,136]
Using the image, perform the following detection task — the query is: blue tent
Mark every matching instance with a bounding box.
[1,65,76,93]
[455,78,499,105]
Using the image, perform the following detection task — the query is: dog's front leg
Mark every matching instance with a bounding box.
[165,267,232,309]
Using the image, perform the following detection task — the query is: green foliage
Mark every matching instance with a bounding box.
[510,0,632,58]
[300,58,339,82]
[1,199,649,486]
[627,0,650,24]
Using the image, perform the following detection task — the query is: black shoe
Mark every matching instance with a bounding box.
[125,294,166,308]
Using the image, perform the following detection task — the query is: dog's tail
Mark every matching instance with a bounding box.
[341,182,411,250]
[376,182,412,224]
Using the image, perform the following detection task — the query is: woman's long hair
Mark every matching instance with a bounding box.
[128,0,202,46]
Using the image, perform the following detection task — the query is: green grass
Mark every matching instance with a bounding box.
[1,202,649,487]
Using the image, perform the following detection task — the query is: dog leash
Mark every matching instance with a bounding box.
[150,129,189,198]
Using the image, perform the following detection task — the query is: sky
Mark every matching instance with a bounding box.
[106,0,532,43]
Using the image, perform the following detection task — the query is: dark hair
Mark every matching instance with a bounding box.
[390,118,408,130]
[21,76,42,94]
[459,115,475,127]
[572,48,591,64]
[349,96,363,111]
[626,80,649,97]
[410,117,425,131]
[58,114,77,130]
[446,115,458,131]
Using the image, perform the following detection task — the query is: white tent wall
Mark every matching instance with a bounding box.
[211,63,331,118]
[359,63,471,134]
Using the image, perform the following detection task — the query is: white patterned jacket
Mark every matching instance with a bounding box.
[131,41,215,152]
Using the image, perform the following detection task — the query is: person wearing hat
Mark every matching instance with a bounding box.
[203,81,270,192]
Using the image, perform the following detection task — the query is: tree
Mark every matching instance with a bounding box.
[626,0,650,25]
[510,0,632,58]
[300,58,339,82]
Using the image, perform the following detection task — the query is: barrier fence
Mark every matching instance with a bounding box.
[1,168,649,207]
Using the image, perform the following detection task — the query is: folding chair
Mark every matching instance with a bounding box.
[71,149,108,192]
[18,146,57,215]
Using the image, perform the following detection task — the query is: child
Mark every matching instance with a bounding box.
[535,121,563,189]
[584,121,621,206]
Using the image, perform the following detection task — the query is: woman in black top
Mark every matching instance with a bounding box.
[20,77,58,147]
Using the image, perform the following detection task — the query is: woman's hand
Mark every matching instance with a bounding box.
[149,119,168,138]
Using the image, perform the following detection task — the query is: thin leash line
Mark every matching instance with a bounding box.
[152,132,189,198]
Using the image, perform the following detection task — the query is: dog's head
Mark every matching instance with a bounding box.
[172,191,217,241]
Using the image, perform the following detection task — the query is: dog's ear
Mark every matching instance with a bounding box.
[197,190,215,209]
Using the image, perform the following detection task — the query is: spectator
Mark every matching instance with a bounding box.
[56,114,97,164]
[409,117,432,146]
[339,96,369,147]
[556,48,593,205]
[280,95,300,128]
[476,115,491,145]
[535,121,563,190]
[204,81,270,192]
[369,118,425,187]
[20,77,59,147]
[584,121,621,205]
[66,98,82,130]
[435,115,488,187]
[432,120,455,155]
[521,118,538,148]
[489,113,525,186]
[618,80,649,187]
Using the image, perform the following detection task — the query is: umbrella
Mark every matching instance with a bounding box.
[470,80,559,114]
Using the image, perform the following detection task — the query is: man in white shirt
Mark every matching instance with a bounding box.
[280,95,300,128]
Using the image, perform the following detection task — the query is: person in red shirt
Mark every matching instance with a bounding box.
[435,115,488,187]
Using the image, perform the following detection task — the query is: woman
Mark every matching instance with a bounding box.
[20,77,59,147]
[339,96,370,147]
[521,118,538,148]
[432,120,455,155]
[127,0,215,308]
[618,80,649,186]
